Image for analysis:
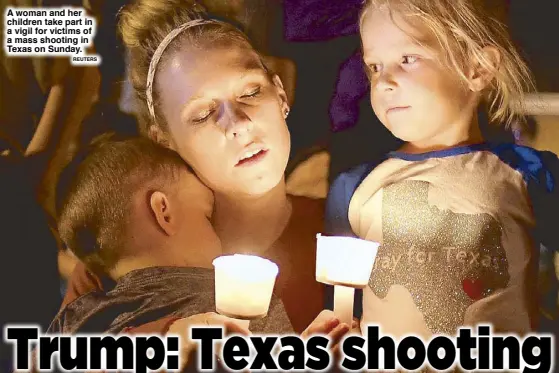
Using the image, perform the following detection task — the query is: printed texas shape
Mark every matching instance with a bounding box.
[369,180,509,334]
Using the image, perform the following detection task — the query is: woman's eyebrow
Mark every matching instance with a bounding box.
[238,67,267,81]
[181,93,206,112]
[184,93,205,106]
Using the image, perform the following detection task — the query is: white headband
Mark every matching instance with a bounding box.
[146,18,227,123]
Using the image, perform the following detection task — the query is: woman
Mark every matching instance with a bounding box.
[62,0,327,335]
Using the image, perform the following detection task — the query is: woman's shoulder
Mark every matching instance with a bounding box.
[290,195,325,221]
[282,195,325,245]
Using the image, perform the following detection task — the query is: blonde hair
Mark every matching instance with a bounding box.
[118,0,254,133]
[360,0,535,126]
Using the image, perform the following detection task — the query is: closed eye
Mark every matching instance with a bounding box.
[241,86,261,99]
[193,109,214,123]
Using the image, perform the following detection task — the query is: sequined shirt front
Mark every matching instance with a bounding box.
[348,148,537,338]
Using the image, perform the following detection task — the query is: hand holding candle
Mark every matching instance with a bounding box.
[213,254,279,329]
[316,234,379,326]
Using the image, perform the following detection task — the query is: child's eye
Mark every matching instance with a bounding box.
[402,55,418,64]
[241,87,261,99]
[193,109,214,123]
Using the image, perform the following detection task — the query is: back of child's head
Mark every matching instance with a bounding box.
[118,0,258,134]
[57,137,187,273]
[360,0,535,126]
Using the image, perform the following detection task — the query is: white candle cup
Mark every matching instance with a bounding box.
[213,254,279,321]
[315,234,379,287]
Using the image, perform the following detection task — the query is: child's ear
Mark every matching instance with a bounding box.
[149,191,177,236]
[467,45,501,92]
[272,74,290,118]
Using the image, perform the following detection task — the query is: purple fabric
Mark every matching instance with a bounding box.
[283,0,363,41]
[328,51,370,132]
[283,0,369,132]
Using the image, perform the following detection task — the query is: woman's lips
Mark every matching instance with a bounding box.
[235,149,269,167]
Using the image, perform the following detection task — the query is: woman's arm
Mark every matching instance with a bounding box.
[25,82,68,157]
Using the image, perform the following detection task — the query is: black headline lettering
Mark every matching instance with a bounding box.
[250,336,278,369]
[6,327,37,369]
[4,325,554,372]
[191,326,223,370]
[523,336,553,373]
[367,326,397,369]
[89,336,134,370]
[398,336,426,370]
[427,336,456,371]
[39,336,58,369]
[457,328,476,370]
[135,337,166,373]
[339,326,553,373]
[341,335,366,371]
[192,327,332,371]
[4,327,179,372]
[479,325,491,369]
[278,336,305,370]
[305,336,331,371]
[59,337,88,370]
[223,336,250,370]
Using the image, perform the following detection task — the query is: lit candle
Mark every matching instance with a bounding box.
[213,254,279,329]
[316,234,379,325]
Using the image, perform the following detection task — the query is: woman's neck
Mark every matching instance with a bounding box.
[212,180,292,255]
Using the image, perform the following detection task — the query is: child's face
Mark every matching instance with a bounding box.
[156,42,291,198]
[361,8,477,147]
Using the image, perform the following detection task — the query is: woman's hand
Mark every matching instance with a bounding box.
[301,310,356,360]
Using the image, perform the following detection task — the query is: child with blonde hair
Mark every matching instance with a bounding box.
[326,0,558,338]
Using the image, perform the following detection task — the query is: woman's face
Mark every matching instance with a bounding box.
[155,41,291,197]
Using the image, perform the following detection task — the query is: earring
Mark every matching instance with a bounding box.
[284,107,290,118]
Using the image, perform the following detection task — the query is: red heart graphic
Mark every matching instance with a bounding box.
[462,278,484,300]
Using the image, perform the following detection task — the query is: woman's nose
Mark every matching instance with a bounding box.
[222,103,253,140]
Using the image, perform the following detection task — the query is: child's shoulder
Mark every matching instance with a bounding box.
[485,142,558,189]
[325,159,386,236]
[329,159,387,198]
